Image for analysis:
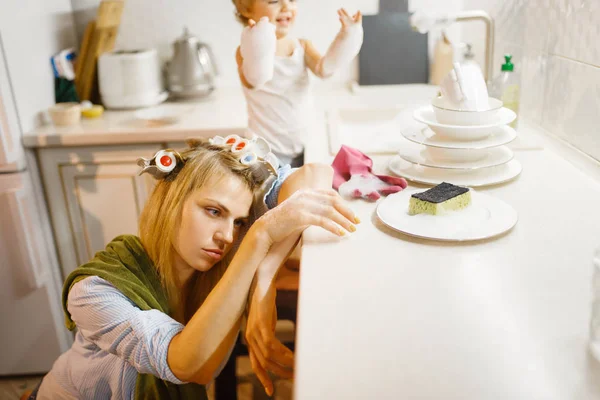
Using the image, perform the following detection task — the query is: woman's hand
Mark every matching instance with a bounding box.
[256,188,359,246]
[245,281,293,397]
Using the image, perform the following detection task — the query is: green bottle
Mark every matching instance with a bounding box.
[489,55,520,129]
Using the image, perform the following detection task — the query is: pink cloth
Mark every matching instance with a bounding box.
[331,145,408,200]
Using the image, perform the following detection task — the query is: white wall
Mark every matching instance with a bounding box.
[74,0,380,88]
[409,0,464,63]
[70,0,465,88]
[462,0,600,162]
[0,0,77,133]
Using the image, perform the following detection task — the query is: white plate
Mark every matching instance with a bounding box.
[135,104,186,126]
[398,142,513,170]
[413,106,517,140]
[388,155,522,187]
[377,189,518,242]
[401,125,517,150]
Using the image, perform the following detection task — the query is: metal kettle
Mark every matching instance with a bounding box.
[166,27,217,98]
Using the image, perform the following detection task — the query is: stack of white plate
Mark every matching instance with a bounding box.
[389,97,522,187]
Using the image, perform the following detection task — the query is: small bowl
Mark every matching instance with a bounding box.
[48,102,81,126]
[432,97,503,126]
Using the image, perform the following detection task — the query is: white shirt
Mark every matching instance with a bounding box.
[243,39,314,158]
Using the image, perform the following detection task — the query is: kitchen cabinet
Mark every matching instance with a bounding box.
[38,144,162,277]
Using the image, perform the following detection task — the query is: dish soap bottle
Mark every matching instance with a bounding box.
[490,55,521,129]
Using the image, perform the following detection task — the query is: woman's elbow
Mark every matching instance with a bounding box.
[278,163,334,203]
[168,334,215,384]
[303,162,333,173]
[299,163,333,184]
[170,359,215,385]
[187,369,215,386]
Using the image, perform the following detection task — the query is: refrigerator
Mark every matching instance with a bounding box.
[0,31,73,374]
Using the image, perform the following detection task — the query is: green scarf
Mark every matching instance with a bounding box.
[62,235,207,400]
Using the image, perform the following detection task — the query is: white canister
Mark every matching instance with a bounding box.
[98,49,167,109]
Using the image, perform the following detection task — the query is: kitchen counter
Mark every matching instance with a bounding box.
[298,86,600,399]
[22,88,249,148]
[26,84,600,399]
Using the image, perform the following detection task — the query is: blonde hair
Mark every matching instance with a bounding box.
[139,139,269,322]
[232,0,254,25]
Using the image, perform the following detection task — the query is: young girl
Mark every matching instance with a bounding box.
[233,0,364,167]
[33,138,357,399]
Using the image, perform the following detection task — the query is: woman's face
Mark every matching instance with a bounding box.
[173,175,253,277]
[248,0,298,38]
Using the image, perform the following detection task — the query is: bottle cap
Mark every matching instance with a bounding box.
[501,54,514,72]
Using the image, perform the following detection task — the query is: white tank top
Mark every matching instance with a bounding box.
[242,39,312,157]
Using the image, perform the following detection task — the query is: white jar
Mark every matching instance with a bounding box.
[98,49,167,110]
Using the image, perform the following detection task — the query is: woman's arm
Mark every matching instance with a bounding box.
[167,225,271,384]
[252,163,337,289]
[67,276,187,383]
[167,165,295,383]
[168,168,358,384]
[245,164,356,395]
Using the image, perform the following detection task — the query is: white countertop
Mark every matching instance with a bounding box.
[295,85,600,399]
[23,88,249,147]
[26,83,600,398]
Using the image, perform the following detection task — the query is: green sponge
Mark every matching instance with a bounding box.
[409,182,471,215]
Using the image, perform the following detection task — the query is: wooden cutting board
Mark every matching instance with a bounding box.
[75,0,124,102]
[359,12,429,86]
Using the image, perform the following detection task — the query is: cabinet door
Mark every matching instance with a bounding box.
[0,172,73,374]
[38,145,160,277]
[60,161,155,267]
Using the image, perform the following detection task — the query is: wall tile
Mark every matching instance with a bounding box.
[463,0,599,161]
[523,0,551,52]
[548,0,600,67]
[519,49,548,124]
[542,55,600,161]
[492,0,527,46]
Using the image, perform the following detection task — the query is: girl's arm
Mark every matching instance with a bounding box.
[303,9,363,79]
[301,39,327,78]
[237,17,277,89]
[236,46,252,89]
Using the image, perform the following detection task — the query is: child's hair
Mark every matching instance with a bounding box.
[232,0,253,25]
[139,139,269,321]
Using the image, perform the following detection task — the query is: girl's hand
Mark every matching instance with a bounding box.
[338,8,362,29]
[256,188,359,246]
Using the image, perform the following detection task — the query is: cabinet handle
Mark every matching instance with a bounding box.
[0,190,48,289]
